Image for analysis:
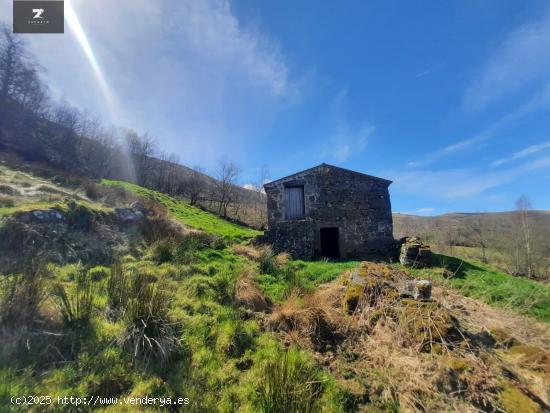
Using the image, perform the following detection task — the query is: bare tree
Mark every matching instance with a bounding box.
[468,213,488,263]
[124,130,156,185]
[181,165,206,206]
[0,26,46,111]
[214,160,241,218]
[251,164,270,228]
[516,195,533,278]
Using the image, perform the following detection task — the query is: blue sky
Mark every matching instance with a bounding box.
[1,0,549,214]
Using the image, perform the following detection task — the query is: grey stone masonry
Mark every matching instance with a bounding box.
[263,163,397,260]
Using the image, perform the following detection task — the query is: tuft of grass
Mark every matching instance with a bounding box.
[87,265,110,281]
[174,232,217,264]
[406,253,550,322]
[101,179,261,242]
[118,277,181,365]
[150,241,174,264]
[106,263,130,320]
[252,346,325,413]
[51,270,95,329]
[0,268,48,328]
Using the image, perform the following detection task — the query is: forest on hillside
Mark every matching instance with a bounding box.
[394,209,550,281]
[0,25,267,229]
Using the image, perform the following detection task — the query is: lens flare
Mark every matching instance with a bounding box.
[64,1,116,121]
[64,1,136,181]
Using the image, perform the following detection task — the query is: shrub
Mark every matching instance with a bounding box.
[254,347,324,413]
[0,268,48,328]
[150,241,174,264]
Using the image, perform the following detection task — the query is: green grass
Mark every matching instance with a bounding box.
[258,259,359,302]
[102,179,261,242]
[0,199,111,217]
[405,253,550,323]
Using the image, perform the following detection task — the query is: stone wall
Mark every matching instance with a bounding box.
[264,164,397,260]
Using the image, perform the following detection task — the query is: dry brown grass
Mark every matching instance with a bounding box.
[234,268,272,312]
[140,200,188,243]
[0,194,15,207]
[258,261,550,411]
[231,244,261,260]
[266,286,353,352]
[274,252,291,267]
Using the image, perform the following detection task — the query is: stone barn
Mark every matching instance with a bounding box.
[263,163,396,260]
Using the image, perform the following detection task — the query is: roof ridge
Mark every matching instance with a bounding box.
[264,163,392,187]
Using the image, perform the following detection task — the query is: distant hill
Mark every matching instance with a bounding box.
[394,211,550,280]
[393,210,550,243]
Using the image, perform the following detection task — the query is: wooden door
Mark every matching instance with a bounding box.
[285,186,305,220]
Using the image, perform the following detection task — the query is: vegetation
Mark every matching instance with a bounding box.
[406,253,550,322]
[0,164,549,412]
[102,179,261,242]
[394,208,550,281]
[2,21,549,413]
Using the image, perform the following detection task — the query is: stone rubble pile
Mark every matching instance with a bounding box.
[399,237,432,267]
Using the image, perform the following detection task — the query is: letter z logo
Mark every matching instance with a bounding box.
[32,8,45,19]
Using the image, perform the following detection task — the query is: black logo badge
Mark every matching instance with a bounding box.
[13,1,64,33]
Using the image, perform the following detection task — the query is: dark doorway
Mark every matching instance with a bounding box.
[320,227,340,259]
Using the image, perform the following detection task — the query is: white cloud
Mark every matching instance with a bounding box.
[406,96,550,168]
[463,7,550,111]
[491,141,550,167]
[415,207,436,213]
[399,207,437,215]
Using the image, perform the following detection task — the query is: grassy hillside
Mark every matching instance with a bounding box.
[1,166,549,412]
[102,179,261,242]
[393,211,550,281]
[406,254,550,322]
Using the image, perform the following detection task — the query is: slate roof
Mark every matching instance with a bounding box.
[263,163,392,189]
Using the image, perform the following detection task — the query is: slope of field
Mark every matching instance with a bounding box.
[406,254,550,322]
[1,164,549,412]
[102,179,261,242]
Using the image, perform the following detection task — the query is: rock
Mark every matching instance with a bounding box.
[130,201,148,216]
[33,210,45,219]
[399,237,432,267]
[115,207,142,223]
[400,279,432,300]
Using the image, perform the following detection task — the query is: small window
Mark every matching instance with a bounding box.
[284,186,305,220]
